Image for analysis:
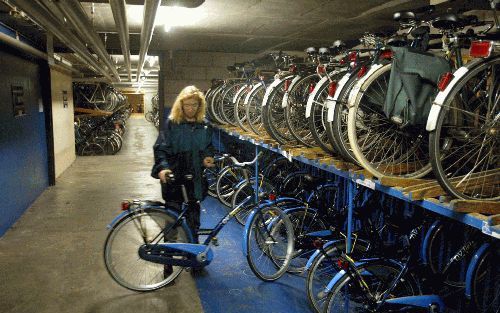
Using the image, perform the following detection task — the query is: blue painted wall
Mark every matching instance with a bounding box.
[0,49,49,236]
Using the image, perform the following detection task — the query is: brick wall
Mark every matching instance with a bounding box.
[162,51,258,107]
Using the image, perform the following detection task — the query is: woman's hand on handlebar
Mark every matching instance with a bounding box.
[203,157,216,168]
[159,169,172,183]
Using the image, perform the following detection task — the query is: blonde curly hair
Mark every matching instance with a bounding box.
[169,85,206,123]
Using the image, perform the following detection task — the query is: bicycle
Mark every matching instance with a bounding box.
[104,162,295,291]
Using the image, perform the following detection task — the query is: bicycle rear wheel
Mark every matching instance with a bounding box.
[324,261,420,313]
[245,205,295,281]
[232,178,275,225]
[306,241,370,313]
[103,208,191,291]
[429,57,500,200]
[468,243,499,313]
[347,63,431,178]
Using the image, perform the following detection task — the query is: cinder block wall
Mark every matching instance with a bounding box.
[162,51,258,107]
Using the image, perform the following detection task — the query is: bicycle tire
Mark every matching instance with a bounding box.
[347,63,432,178]
[245,205,295,281]
[215,165,249,207]
[103,207,191,291]
[429,56,500,200]
[231,177,275,225]
[324,260,420,313]
[306,240,370,313]
[468,243,499,313]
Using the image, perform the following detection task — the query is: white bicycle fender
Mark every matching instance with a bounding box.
[244,83,263,105]
[426,66,470,131]
[281,75,302,108]
[306,76,329,118]
[233,84,248,104]
[262,78,283,107]
[326,73,352,122]
[347,63,384,108]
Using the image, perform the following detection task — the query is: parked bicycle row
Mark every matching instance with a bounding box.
[73,82,128,112]
[203,146,498,313]
[145,93,160,129]
[205,5,500,202]
[74,105,131,156]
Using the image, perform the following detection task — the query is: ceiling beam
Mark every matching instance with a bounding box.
[78,0,204,7]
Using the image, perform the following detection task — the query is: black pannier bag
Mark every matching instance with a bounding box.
[384,46,451,126]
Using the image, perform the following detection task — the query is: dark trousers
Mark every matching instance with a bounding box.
[165,200,201,243]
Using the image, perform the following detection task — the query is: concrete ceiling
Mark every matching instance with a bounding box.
[0,0,492,81]
[86,0,434,54]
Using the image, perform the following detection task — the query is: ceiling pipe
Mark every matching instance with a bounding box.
[8,0,114,81]
[109,0,132,82]
[136,0,161,82]
[0,30,77,74]
[52,0,121,82]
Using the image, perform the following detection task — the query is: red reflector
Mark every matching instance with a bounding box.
[308,83,315,94]
[284,79,291,91]
[348,51,357,62]
[121,201,130,211]
[469,41,492,58]
[339,58,346,65]
[317,65,326,74]
[380,50,393,60]
[328,81,337,97]
[289,64,297,73]
[336,259,349,270]
[437,72,454,91]
[268,193,276,201]
[357,65,368,78]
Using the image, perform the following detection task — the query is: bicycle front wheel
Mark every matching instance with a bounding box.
[104,208,191,291]
[245,205,295,281]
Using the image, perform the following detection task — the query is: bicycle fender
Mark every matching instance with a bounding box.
[421,220,442,264]
[262,78,283,107]
[465,242,490,299]
[107,210,130,229]
[324,269,347,293]
[242,208,260,256]
[426,65,471,131]
[385,295,445,310]
[244,84,263,105]
[327,72,352,122]
[282,75,303,108]
[233,84,249,104]
[347,63,385,108]
[283,206,318,215]
[304,239,345,271]
[306,76,329,118]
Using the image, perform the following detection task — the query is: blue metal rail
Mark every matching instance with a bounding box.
[216,126,499,240]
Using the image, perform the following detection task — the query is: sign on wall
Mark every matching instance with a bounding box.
[11,85,26,117]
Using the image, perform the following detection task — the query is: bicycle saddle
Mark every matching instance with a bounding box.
[386,35,408,47]
[226,65,236,71]
[432,14,477,30]
[393,11,416,23]
[318,47,330,55]
[332,39,346,48]
[306,47,317,55]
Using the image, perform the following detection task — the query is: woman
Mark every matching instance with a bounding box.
[151,85,215,243]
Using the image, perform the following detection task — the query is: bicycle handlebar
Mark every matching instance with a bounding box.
[229,152,263,167]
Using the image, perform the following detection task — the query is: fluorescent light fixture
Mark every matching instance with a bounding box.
[156,6,204,32]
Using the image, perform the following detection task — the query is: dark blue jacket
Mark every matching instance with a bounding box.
[152,119,214,201]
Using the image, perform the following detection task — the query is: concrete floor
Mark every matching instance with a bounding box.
[0,115,204,313]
